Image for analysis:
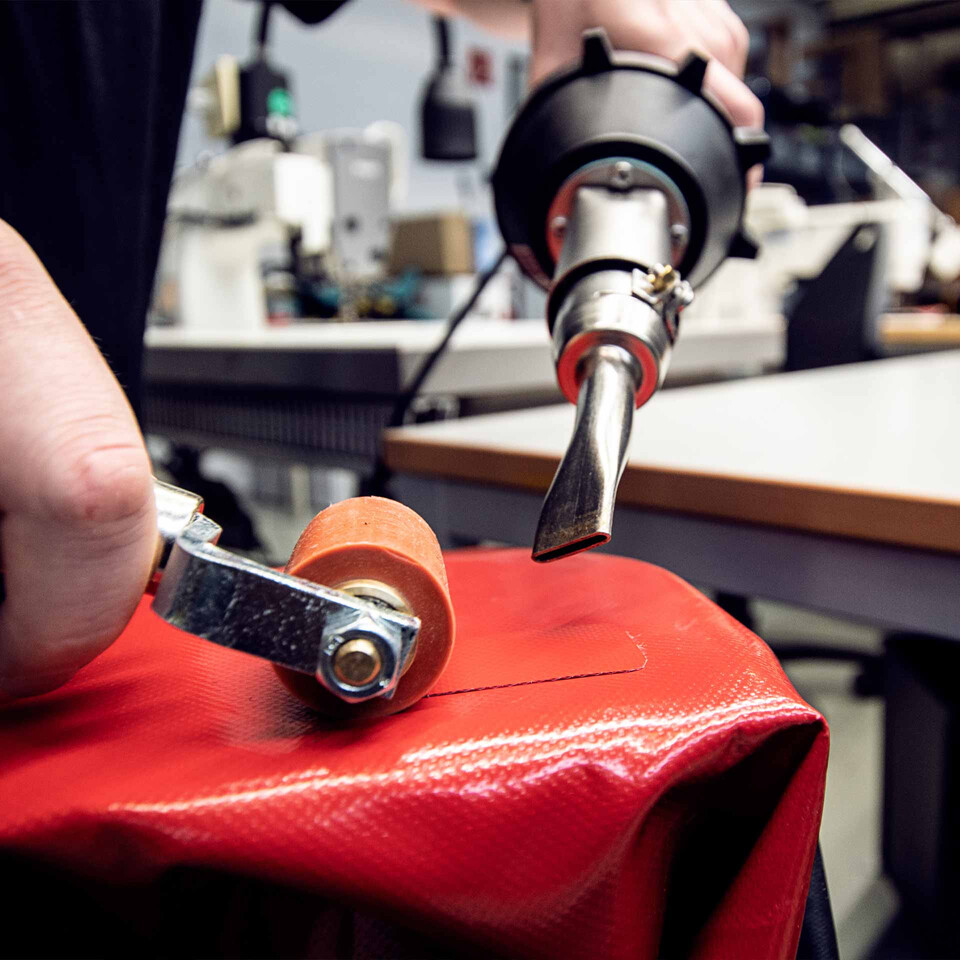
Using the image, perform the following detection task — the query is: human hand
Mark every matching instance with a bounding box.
[530,0,763,162]
[0,218,158,700]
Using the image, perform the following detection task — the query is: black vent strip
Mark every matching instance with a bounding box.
[144,388,393,459]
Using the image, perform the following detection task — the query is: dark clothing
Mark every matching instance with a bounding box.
[0,1,203,419]
[0,0,348,420]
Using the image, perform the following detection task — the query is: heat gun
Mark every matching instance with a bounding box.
[492,29,769,562]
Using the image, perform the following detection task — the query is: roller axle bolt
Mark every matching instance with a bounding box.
[316,609,404,702]
[279,496,456,717]
[333,637,383,686]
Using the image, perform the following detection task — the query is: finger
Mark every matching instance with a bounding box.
[704,58,764,128]
[695,0,750,77]
[0,220,157,699]
[528,0,591,86]
[654,1,740,78]
[715,1,751,76]
[668,3,735,75]
[704,60,765,187]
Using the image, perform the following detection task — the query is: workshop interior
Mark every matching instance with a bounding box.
[5,0,960,957]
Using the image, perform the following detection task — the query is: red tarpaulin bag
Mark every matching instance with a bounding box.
[0,548,826,958]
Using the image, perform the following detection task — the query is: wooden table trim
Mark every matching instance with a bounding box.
[383,433,960,555]
[878,315,960,346]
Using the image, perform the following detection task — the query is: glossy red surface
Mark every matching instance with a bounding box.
[0,549,826,958]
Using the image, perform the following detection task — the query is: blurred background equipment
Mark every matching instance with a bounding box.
[159,3,486,333]
[419,15,479,161]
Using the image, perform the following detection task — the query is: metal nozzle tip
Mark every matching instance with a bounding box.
[532,344,640,563]
[532,531,609,563]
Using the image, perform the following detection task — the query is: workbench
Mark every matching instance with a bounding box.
[385,350,960,637]
[143,316,784,469]
[878,312,960,354]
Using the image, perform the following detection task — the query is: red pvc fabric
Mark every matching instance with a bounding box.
[0,548,827,959]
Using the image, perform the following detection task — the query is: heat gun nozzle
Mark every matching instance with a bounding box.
[532,344,640,563]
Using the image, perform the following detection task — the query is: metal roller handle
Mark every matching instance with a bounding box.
[151,479,420,703]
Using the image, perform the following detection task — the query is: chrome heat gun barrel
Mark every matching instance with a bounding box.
[492,28,769,562]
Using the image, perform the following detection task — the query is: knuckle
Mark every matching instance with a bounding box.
[716,33,737,65]
[746,94,766,128]
[0,217,29,264]
[731,19,750,56]
[40,432,154,529]
[0,249,39,308]
[0,222,42,294]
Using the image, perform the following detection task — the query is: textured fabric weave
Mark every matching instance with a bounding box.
[0,548,827,958]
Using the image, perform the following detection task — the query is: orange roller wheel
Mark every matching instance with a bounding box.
[275,496,455,719]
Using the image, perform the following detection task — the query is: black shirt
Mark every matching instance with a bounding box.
[0,0,347,420]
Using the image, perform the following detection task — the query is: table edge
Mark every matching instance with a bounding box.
[383,434,960,555]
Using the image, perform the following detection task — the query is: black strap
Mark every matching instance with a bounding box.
[797,842,840,960]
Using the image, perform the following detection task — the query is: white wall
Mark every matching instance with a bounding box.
[177,0,528,214]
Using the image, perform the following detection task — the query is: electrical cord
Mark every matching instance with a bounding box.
[363,247,509,497]
[256,1,274,50]
[388,247,508,430]
[433,15,451,70]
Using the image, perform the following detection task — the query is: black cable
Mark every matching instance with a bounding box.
[362,247,509,497]
[256,1,274,50]
[797,842,840,960]
[433,15,451,70]
[389,247,507,429]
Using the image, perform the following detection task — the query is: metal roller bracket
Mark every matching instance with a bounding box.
[151,479,419,699]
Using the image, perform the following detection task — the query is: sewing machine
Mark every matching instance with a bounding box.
[157,123,401,331]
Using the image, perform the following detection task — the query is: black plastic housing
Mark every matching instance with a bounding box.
[492,30,769,290]
[234,59,292,145]
[420,71,478,162]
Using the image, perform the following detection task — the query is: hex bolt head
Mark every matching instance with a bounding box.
[550,215,568,239]
[670,223,689,244]
[333,636,383,687]
[316,609,405,703]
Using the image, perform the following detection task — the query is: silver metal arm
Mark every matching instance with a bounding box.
[151,479,419,702]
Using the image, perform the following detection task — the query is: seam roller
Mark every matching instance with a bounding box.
[151,478,455,717]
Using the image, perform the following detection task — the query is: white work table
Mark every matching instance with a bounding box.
[385,351,960,638]
[144,316,783,395]
[143,316,783,466]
